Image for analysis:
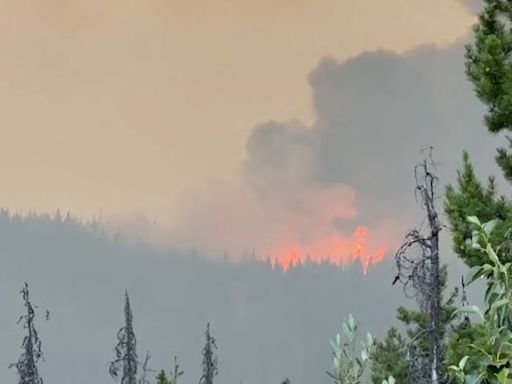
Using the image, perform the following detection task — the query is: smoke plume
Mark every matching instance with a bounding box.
[161,35,501,271]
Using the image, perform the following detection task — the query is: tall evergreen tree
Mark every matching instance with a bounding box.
[109,291,138,384]
[439,1,512,382]
[445,152,512,266]
[11,283,47,384]
[445,0,512,266]
[466,0,512,167]
[199,323,218,384]
[371,327,408,384]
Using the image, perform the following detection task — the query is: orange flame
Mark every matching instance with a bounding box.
[272,225,390,274]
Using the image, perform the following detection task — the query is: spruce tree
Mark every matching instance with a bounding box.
[11,283,47,384]
[371,328,408,384]
[445,0,512,266]
[445,152,512,266]
[465,0,512,156]
[156,356,183,384]
[371,267,458,384]
[439,1,512,381]
[109,291,138,384]
[156,371,169,384]
[199,323,218,384]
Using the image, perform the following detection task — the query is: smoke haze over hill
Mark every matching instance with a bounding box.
[0,212,408,384]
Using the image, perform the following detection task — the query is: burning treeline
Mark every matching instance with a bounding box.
[270,225,389,273]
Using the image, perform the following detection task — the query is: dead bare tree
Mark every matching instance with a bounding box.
[169,355,184,384]
[109,291,138,384]
[138,351,154,384]
[199,323,218,384]
[11,283,48,384]
[460,276,471,328]
[394,152,443,384]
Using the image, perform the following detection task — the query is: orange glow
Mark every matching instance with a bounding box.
[271,225,391,274]
[279,246,301,271]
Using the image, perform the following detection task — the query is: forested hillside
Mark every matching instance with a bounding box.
[0,211,411,384]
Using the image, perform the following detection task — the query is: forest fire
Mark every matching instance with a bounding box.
[271,225,390,274]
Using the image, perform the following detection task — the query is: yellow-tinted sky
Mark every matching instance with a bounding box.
[0,0,474,221]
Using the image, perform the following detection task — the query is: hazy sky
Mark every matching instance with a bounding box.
[0,3,494,382]
[0,0,473,218]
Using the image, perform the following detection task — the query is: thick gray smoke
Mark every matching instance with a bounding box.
[169,35,502,268]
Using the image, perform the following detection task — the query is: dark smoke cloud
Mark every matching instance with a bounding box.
[308,42,497,223]
[169,34,503,265]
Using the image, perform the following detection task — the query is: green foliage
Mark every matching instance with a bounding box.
[381,377,395,384]
[445,0,512,268]
[446,321,487,377]
[328,314,375,384]
[447,3,512,378]
[155,357,183,384]
[371,328,407,384]
[465,0,512,182]
[371,266,460,383]
[445,152,512,267]
[156,371,169,384]
[449,217,512,384]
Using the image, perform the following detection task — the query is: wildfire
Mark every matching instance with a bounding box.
[272,225,390,274]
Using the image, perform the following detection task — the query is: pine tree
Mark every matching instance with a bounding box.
[371,328,408,384]
[445,321,486,378]
[445,0,512,266]
[465,1,512,154]
[371,267,458,384]
[445,152,512,266]
[109,291,138,384]
[199,323,218,384]
[11,283,47,384]
[156,356,183,384]
[156,371,169,384]
[440,2,512,381]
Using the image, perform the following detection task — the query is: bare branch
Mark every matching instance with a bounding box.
[394,153,443,384]
[109,291,138,384]
[11,283,48,384]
